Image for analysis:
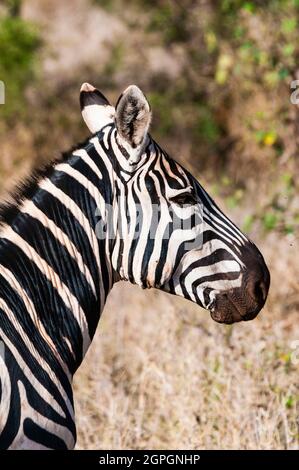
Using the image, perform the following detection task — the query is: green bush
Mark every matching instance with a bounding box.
[0,15,40,120]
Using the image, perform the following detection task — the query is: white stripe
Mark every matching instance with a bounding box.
[146,171,172,285]
[111,129,133,170]
[170,238,244,302]
[90,135,130,284]
[0,327,67,418]
[182,259,241,294]
[55,163,103,206]
[203,207,245,246]
[203,214,243,255]
[20,199,96,298]
[0,354,11,435]
[1,225,91,355]
[202,189,248,242]
[55,163,112,298]
[0,299,74,417]
[160,154,186,186]
[91,134,116,178]
[72,148,103,181]
[102,125,110,149]
[0,264,70,375]
[10,380,75,449]
[39,178,106,311]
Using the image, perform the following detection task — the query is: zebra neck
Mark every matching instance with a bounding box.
[0,145,114,375]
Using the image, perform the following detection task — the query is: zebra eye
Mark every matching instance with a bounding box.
[170,191,197,206]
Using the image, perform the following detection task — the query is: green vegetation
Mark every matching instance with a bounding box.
[132,0,299,237]
[0,8,40,121]
[102,42,125,84]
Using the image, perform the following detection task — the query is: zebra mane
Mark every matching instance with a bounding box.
[0,134,93,227]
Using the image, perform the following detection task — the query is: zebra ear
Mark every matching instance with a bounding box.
[115,85,151,149]
[80,83,114,133]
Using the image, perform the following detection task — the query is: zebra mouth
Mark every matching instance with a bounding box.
[208,294,250,324]
[209,307,243,324]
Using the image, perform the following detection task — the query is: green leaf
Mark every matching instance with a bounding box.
[0,16,40,119]
[278,68,290,80]
[242,2,256,13]
[205,31,218,52]
[254,130,266,143]
[282,44,295,57]
[285,396,294,409]
[264,71,280,87]
[243,214,254,233]
[281,172,293,189]
[281,18,297,34]
[263,212,278,231]
[226,196,238,209]
[284,225,294,235]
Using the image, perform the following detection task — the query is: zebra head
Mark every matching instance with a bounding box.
[80,83,270,324]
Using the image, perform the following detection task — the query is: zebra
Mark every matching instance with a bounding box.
[0,83,270,449]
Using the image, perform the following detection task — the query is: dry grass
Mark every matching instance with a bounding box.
[74,231,299,450]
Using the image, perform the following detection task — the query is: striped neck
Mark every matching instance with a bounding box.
[0,135,114,375]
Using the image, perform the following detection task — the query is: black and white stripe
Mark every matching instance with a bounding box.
[0,84,270,449]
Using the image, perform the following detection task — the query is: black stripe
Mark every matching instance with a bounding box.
[80,88,110,110]
[10,213,100,338]
[0,318,74,428]
[44,171,111,299]
[0,239,82,371]
[190,270,240,288]
[0,274,72,396]
[33,189,100,294]
[23,418,69,450]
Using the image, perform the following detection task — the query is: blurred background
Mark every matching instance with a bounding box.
[0,0,298,449]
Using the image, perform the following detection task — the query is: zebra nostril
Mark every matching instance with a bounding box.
[250,277,268,305]
[239,243,270,310]
[254,281,264,301]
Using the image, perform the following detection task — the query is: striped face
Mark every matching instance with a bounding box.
[81,84,270,324]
